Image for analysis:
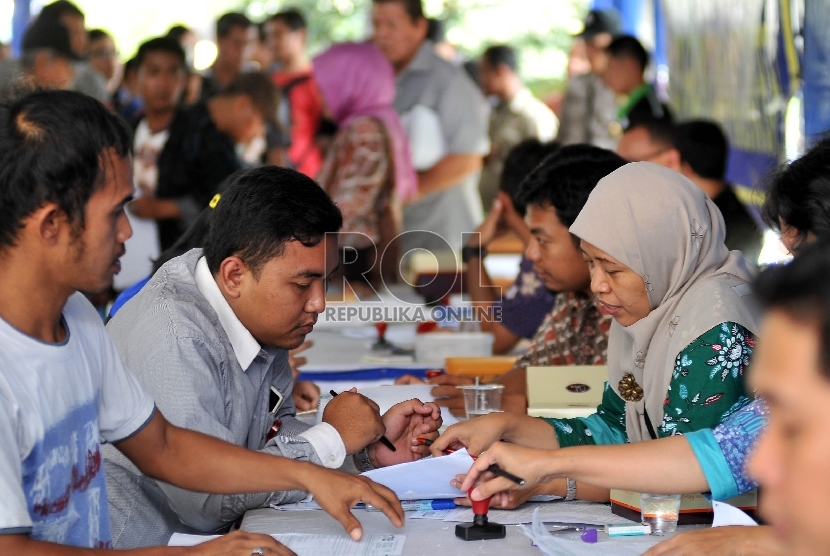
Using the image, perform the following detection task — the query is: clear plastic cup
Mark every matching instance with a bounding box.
[457,384,504,419]
[640,493,681,535]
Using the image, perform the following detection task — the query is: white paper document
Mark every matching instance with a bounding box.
[168,533,405,555]
[270,500,322,511]
[442,500,636,526]
[712,500,758,527]
[357,384,460,426]
[407,509,456,520]
[361,448,472,500]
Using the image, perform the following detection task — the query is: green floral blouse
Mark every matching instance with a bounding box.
[545,322,756,447]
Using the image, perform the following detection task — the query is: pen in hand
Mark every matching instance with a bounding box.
[330,390,397,452]
[485,464,525,486]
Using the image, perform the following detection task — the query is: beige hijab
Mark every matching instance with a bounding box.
[570,162,762,443]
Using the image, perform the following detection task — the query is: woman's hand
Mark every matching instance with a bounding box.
[430,411,554,458]
[456,442,559,503]
[369,400,442,467]
[453,477,548,509]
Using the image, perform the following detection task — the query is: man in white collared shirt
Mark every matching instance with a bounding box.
[104,166,441,548]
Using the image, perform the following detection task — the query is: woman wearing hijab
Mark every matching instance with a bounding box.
[451,138,830,554]
[431,162,763,490]
[312,42,417,286]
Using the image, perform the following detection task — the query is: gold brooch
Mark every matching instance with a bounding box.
[619,373,644,402]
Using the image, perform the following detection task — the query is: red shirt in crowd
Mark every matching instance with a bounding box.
[273,70,323,178]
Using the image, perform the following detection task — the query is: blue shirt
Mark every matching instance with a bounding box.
[685,398,767,500]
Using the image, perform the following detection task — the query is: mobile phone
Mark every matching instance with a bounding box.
[269,386,285,415]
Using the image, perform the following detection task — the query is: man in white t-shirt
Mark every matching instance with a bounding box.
[0,89,405,554]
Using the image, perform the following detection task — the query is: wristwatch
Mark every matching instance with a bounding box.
[564,478,577,501]
[355,447,375,472]
[461,244,487,264]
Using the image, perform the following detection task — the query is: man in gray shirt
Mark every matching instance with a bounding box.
[373,0,490,253]
[104,167,441,547]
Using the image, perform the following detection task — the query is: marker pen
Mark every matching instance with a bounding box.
[367,499,457,512]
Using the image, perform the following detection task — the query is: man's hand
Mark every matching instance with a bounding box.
[190,531,295,555]
[643,525,784,556]
[393,374,427,385]
[498,191,530,242]
[289,341,313,378]
[470,198,503,249]
[428,374,474,417]
[368,400,443,467]
[0,530,296,555]
[322,388,385,454]
[292,380,319,411]
[301,466,404,541]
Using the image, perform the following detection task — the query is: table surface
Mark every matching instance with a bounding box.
[241,505,700,555]
[242,506,546,555]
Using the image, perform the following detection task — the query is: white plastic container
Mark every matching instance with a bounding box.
[414,332,494,368]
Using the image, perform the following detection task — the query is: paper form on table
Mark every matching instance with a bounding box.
[168,533,406,556]
[712,500,758,527]
[361,448,473,500]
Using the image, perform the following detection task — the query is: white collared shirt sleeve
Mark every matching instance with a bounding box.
[298,422,346,469]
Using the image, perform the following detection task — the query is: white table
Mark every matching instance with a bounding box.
[242,506,543,555]
[241,505,701,555]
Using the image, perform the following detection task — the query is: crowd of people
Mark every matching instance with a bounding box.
[1,0,828,555]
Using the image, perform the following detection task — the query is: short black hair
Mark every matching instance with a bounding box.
[135,36,186,70]
[482,44,518,73]
[607,34,649,72]
[755,239,830,380]
[216,12,252,38]
[123,56,138,76]
[372,0,425,22]
[38,0,84,23]
[204,166,342,276]
[88,29,110,43]
[220,72,280,129]
[0,90,131,250]
[672,120,729,180]
[517,144,627,230]
[166,24,192,42]
[426,18,445,43]
[627,119,675,148]
[270,9,307,31]
[762,136,830,248]
[500,139,560,215]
